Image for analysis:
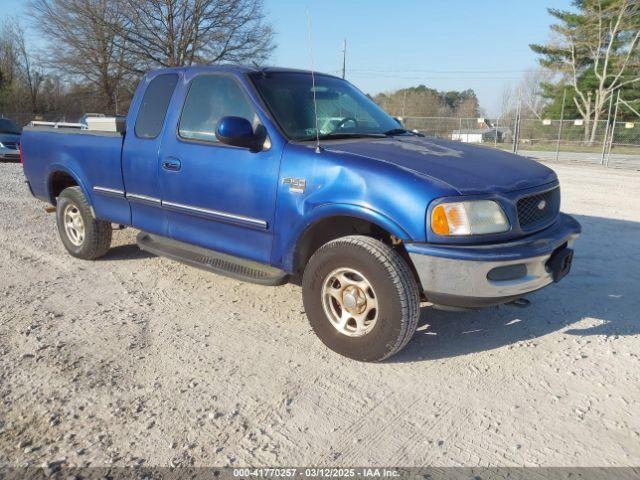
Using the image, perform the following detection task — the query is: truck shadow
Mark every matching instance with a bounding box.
[99,243,155,261]
[391,214,640,363]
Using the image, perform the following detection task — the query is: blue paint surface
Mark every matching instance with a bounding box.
[22,65,580,275]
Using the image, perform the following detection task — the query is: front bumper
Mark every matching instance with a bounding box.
[405,213,581,308]
[0,148,20,161]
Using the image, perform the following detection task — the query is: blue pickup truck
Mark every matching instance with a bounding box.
[21,66,580,361]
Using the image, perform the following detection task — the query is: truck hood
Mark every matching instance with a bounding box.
[323,136,557,194]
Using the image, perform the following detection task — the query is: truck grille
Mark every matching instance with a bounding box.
[517,187,560,230]
[2,142,19,150]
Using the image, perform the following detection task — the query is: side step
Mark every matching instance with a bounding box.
[136,232,289,286]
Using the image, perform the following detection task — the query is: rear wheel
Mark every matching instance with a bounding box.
[302,235,420,362]
[56,186,112,259]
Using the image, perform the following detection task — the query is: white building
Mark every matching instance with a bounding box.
[451,127,509,144]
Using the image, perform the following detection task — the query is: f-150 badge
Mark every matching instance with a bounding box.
[283,177,306,194]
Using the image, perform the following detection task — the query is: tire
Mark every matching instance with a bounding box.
[302,235,420,362]
[56,186,112,260]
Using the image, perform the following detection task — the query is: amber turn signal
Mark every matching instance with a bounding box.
[431,205,450,235]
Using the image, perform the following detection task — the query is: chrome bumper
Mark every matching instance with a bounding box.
[0,147,20,161]
[405,213,581,308]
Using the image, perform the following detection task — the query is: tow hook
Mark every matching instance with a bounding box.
[507,298,531,308]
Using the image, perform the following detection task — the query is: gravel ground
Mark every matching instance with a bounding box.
[518,150,640,171]
[0,160,639,468]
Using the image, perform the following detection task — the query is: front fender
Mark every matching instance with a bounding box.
[271,142,458,273]
[276,203,411,273]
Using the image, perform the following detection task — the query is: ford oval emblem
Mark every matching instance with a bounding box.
[537,199,547,210]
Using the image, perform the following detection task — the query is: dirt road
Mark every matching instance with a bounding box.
[518,150,640,171]
[1,161,639,467]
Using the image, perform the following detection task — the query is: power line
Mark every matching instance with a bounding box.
[346,73,522,80]
[344,68,538,74]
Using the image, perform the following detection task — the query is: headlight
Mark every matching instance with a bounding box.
[431,200,509,235]
[0,142,4,148]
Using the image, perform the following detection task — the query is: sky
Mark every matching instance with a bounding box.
[266,0,574,115]
[5,0,574,115]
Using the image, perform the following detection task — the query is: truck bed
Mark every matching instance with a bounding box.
[21,126,130,225]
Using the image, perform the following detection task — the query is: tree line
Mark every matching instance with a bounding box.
[1,0,482,125]
[0,0,274,124]
[501,0,639,144]
[373,86,481,119]
[4,0,636,137]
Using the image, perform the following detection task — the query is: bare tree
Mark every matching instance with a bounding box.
[11,21,45,113]
[0,22,20,90]
[456,96,480,118]
[498,84,515,118]
[518,68,551,120]
[531,0,640,143]
[0,19,45,115]
[112,0,275,71]
[29,0,131,112]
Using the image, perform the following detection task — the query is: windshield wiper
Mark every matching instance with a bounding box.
[383,128,422,137]
[298,132,386,141]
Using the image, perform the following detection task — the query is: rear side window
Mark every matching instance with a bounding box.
[135,74,178,139]
[179,75,256,143]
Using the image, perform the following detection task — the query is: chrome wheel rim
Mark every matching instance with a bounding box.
[321,267,378,337]
[63,204,85,246]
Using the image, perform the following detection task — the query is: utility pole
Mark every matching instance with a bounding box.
[512,95,522,154]
[341,39,346,79]
[601,91,615,165]
[402,90,407,117]
[556,88,567,162]
[606,90,621,167]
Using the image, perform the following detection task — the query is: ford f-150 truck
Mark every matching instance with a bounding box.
[21,66,581,361]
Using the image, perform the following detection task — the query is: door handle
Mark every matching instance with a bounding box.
[162,157,181,171]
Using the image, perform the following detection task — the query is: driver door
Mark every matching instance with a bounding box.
[158,73,280,264]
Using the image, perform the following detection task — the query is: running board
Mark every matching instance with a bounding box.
[136,232,289,286]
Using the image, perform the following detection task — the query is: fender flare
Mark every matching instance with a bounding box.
[46,164,92,206]
[280,203,413,272]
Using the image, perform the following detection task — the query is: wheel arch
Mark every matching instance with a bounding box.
[46,166,90,206]
[288,205,416,279]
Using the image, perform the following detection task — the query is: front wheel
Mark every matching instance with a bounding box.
[56,186,112,260]
[302,235,420,362]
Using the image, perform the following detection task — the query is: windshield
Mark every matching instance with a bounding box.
[0,119,20,135]
[250,72,400,141]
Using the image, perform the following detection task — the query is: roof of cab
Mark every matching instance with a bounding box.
[146,64,340,79]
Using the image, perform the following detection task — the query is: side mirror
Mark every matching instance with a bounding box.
[216,116,259,151]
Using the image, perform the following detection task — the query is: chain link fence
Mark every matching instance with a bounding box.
[399,115,640,169]
[3,108,640,169]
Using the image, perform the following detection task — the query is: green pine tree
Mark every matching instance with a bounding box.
[530,0,640,143]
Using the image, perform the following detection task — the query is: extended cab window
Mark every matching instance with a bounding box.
[135,74,178,139]
[179,75,256,143]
